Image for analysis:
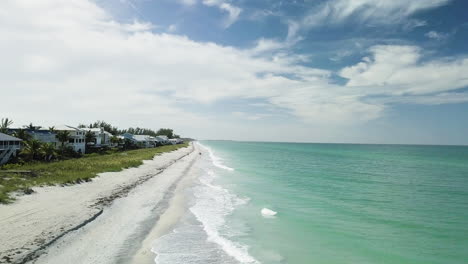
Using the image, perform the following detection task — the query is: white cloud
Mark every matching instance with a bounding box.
[340,45,468,97]
[330,50,353,62]
[287,0,451,42]
[425,30,449,40]
[403,19,428,31]
[201,0,241,28]
[232,111,271,121]
[311,0,450,26]
[167,24,178,32]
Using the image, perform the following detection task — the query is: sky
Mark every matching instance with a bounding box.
[1,0,468,145]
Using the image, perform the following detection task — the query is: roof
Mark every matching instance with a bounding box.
[133,135,155,142]
[156,135,168,140]
[54,125,83,131]
[0,132,22,141]
[29,130,55,135]
[88,128,102,132]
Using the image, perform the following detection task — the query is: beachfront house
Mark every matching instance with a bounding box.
[155,135,169,145]
[29,129,57,146]
[0,132,22,165]
[7,128,58,146]
[168,138,184,145]
[133,135,156,148]
[87,127,112,148]
[121,133,136,142]
[120,133,137,148]
[54,125,86,154]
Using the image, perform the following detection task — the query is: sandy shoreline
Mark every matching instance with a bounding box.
[0,143,199,264]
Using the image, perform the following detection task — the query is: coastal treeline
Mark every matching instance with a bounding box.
[0,118,184,164]
[77,121,180,139]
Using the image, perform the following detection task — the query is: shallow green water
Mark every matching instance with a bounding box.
[201,141,468,264]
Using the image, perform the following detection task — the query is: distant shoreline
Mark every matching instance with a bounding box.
[200,139,468,147]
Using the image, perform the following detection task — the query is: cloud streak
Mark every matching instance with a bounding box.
[201,0,242,28]
[287,0,451,43]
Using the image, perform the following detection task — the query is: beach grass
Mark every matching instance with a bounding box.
[0,143,189,204]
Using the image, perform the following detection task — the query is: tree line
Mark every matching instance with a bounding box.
[0,118,182,163]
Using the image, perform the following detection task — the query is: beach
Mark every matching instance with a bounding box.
[0,142,198,264]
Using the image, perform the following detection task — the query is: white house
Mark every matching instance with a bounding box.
[133,135,156,148]
[168,138,184,145]
[155,135,169,145]
[0,132,22,165]
[54,125,86,154]
[88,127,112,147]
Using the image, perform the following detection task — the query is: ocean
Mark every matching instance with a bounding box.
[152,141,468,264]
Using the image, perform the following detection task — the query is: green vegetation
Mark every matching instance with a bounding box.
[0,143,189,204]
[0,118,13,133]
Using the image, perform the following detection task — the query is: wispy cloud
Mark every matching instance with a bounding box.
[425,30,449,40]
[287,0,451,43]
[232,111,271,120]
[167,24,178,32]
[340,45,468,96]
[201,0,241,28]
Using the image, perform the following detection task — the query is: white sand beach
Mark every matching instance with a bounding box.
[0,143,201,264]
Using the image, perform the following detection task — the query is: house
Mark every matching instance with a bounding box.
[168,138,184,145]
[87,127,112,147]
[7,128,57,146]
[54,125,86,154]
[29,129,57,146]
[121,133,136,142]
[155,135,169,145]
[0,133,22,165]
[133,135,156,148]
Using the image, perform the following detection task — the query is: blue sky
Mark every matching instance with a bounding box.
[1,0,468,144]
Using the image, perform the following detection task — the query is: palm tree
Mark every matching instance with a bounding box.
[56,130,70,154]
[85,130,96,152]
[24,123,41,131]
[110,135,121,146]
[13,129,32,141]
[41,143,57,161]
[48,126,56,133]
[85,130,96,144]
[21,139,43,161]
[0,118,13,133]
[56,130,70,157]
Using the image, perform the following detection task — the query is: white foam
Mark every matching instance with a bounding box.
[261,208,277,217]
[189,167,258,263]
[197,142,234,171]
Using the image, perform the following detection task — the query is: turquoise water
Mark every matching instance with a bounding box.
[195,141,468,264]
